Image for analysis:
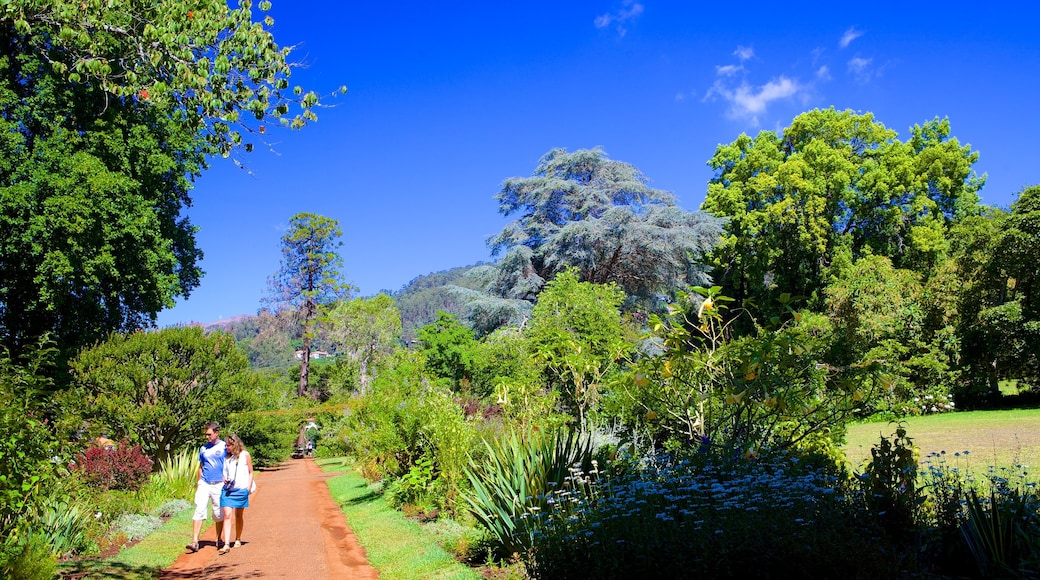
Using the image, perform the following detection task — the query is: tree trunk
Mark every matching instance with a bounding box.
[298,333,311,398]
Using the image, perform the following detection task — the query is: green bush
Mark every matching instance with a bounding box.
[0,533,57,580]
[227,411,299,468]
[28,498,96,559]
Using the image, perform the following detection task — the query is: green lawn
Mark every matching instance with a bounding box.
[844,408,1040,477]
[319,458,481,580]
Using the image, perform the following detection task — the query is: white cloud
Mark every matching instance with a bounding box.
[734,45,754,61]
[704,76,804,127]
[840,27,863,49]
[715,64,743,76]
[847,56,874,82]
[816,65,831,80]
[594,1,644,37]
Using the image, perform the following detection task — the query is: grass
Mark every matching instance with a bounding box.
[319,457,481,580]
[57,509,206,579]
[844,408,1040,477]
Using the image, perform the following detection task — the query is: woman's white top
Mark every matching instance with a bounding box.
[223,450,253,491]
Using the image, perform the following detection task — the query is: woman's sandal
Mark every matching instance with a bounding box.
[218,545,231,555]
[185,542,199,553]
[233,540,242,548]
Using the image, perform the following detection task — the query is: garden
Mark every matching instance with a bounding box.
[2,2,1040,577]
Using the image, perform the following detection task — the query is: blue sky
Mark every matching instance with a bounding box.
[157,1,1040,326]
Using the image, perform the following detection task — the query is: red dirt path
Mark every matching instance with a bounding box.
[160,458,379,579]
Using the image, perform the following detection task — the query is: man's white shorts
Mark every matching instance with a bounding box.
[192,480,225,521]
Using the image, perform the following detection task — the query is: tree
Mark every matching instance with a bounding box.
[0,46,204,360]
[68,326,253,466]
[525,268,629,430]
[957,186,1040,395]
[263,213,352,397]
[326,294,402,393]
[0,0,334,361]
[1,0,335,158]
[489,148,722,304]
[702,108,984,319]
[417,312,478,389]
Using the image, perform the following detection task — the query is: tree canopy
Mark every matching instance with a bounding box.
[702,108,983,314]
[0,0,333,361]
[1,0,334,158]
[0,46,203,358]
[489,148,722,304]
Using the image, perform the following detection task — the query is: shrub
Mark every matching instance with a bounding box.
[29,498,96,558]
[227,411,299,468]
[111,513,162,542]
[150,499,191,519]
[0,533,57,580]
[145,447,198,503]
[70,443,152,491]
[522,450,887,579]
[465,428,594,557]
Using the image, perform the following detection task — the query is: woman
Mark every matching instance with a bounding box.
[218,433,254,554]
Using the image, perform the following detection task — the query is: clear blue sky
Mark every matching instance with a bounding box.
[157,1,1040,327]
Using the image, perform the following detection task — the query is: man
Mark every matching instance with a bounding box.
[186,422,226,552]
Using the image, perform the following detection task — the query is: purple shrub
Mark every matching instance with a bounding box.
[71,442,153,491]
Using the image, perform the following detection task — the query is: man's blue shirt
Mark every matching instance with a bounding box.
[199,439,226,483]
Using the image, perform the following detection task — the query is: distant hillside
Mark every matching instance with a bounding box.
[391,263,488,341]
[195,262,493,365]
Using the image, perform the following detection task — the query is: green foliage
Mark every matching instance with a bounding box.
[615,287,884,456]
[334,350,430,480]
[68,326,254,466]
[0,46,204,358]
[958,477,1040,577]
[390,263,488,341]
[28,498,95,559]
[0,345,62,552]
[325,294,402,393]
[146,447,199,503]
[464,428,594,557]
[417,312,478,389]
[227,411,301,468]
[489,147,722,305]
[0,0,331,157]
[264,213,353,397]
[526,269,629,429]
[522,451,885,579]
[703,108,983,322]
[860,424,923,537]
[0,532,57,580]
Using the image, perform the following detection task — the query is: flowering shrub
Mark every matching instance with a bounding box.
[71,443,152,491]
[520,451,887,578]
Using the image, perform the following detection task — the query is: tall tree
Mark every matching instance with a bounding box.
[0,47,203,359]
[0,0,332,360]
[702,108,983,318]
[488,148,722,305]
[326,294,402,393]
[263,213,352,397]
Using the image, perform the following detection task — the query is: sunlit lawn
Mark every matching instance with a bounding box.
[844,408,1040,478]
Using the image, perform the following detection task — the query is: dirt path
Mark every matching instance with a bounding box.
[160,458,379,579]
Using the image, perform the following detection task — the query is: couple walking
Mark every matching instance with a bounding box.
[187,422,256,555]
